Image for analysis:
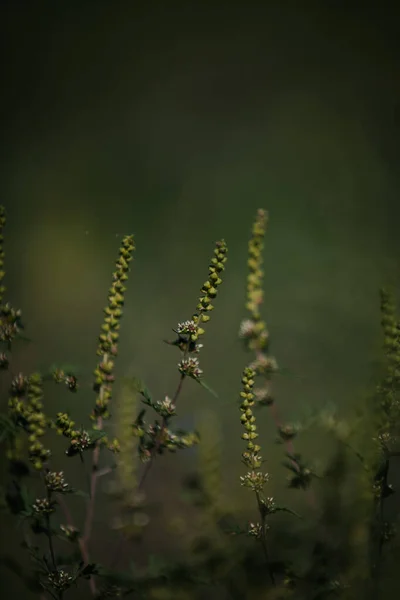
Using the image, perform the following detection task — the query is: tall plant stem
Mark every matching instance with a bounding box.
[255,491,276,587]
[138,374,185,491]
[111,373,187,570]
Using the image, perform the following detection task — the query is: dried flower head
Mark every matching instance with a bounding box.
[178,356,203,380]
[47,569,73,591]
[176,320,198,335]
[240,471,270,492]
[248,521,269,538]
[0,304,23,345]
[33,498,54,515]
[67,430,92,454]
[45,470,69,493]
[154,396,177,417]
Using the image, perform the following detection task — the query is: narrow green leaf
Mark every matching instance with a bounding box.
[197,378,218,398]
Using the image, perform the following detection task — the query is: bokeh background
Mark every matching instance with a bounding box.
[1,1,400,598]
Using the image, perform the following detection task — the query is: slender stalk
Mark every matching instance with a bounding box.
[81,416,104,596]
[57,495,91,566]
[83,416,103,543]
[239,367,276,587]
[255,491,275,586]
[110,373,188,570]
[45,513,57,571]
[370,455,390,598]
[81,234,134,588]
[55,417,105,597]
[138,374,185,490]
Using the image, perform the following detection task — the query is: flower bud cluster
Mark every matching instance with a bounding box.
[92,234,135,421]
[47,569,73,591]
[33,497,54,514]
[194,239,228,332]
[246,209,267,322]
[239,209,278,409]
[45,470,69,493]
[54,412,94,457]
[239,367,269,493]
[135,421,199,463]
[0,303,23,346]
[172,239,228,379]
[52,368,78,392]
[8,372,50,470]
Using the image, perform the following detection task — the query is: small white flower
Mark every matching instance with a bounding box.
[250,354,278,374]
[240,471,269,492]
[32,498,53,514]
[155,396,176,417]
[178,357,203,379]
[239,319,256,339]
[176,320,198,334]
[248,522,263,538]
[45,471,69,492]
[48,569,73,591]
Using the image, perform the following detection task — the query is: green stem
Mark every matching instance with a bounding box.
[138,374,185,490]
[255,491,275,587]
[45,490,57,572]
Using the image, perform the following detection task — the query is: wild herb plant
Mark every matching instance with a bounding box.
[0,202,399,600]
[131,237,228,490]
[0,205,230,598]
[348,287,400,596]
[0,203,136,597]
[233,211,400,598]
[238,209,316,493]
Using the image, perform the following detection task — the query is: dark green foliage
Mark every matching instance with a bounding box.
[0,205,399,599]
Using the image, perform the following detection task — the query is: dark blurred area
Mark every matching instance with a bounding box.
[1,1,400,598]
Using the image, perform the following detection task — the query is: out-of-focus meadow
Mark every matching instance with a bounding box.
[1,2,400,598]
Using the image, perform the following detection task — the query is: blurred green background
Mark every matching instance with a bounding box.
[1,1,400,597]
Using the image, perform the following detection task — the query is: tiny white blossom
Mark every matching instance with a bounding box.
[239,319,256,339]
[178,357,203,379]
[176,320,198,334]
